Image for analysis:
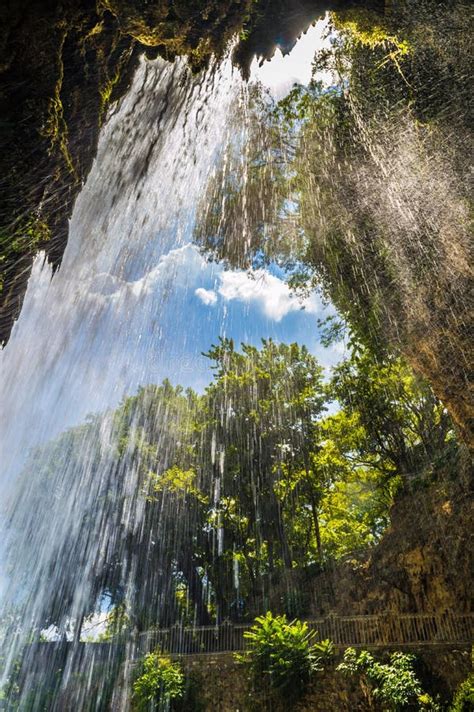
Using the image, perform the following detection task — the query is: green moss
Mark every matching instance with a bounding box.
[0,216,50,257]
[0,216,50,294]
[99,61,123,124]
[331,7,412,74]
[84,20,105,41]
[99,0,256,71]
[39,36,77,179]
[41,95,75,176]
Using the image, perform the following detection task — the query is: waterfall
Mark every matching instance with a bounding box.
[0,5,470,709]
[0,54,240,708]
[0,56,238,477]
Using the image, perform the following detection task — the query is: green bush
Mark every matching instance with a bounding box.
[132,652,184,712]
[236,612,333,707]
[450,673,474,712]
[337,648,440,711]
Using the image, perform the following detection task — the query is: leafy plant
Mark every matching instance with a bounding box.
[450,672,474,711]
[132,652,184,712]
[337,648,440,711]
[236,612,333,706]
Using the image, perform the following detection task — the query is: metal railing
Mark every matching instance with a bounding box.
[137,612,474,656]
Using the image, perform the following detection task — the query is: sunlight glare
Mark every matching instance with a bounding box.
[250,17,333,97]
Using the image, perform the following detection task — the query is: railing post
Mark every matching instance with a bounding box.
[221,620,232,652]
[327,612,336,645]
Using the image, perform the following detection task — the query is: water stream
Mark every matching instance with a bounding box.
[0,54,244,707]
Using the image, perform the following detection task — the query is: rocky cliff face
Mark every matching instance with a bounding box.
[257,451,472,621]
[309,453,473,618]
[0,0,138,342]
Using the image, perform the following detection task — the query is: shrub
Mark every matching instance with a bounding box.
[450,672,474,712]
[337,648,440,711]
[132,652,184,712]
[236,612,333,707]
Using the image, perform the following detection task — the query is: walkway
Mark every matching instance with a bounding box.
[137,612,474,656]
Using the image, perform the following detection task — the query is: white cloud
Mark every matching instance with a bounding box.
[195,287,218,306]
[86,244,208,302]
[81,612,109,641]
[217,269,321,322]
[129,243,207,296]
[88,244,322,325]
[312,340,346,373]
[114,242,324,323]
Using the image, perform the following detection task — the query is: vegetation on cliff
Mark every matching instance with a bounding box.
[337,647,443,710]
[236,612,334,709]
[127,624,471,711]
[132,652,185,711]
[196,0,473,447]
[450,660,474,712]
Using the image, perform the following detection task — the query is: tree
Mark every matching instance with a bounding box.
[132,653,184,712]
[199,339,327,599]
[6,336,455,638]
[195,2,473,445]
[329,340,454,484]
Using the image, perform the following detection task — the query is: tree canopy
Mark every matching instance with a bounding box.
[5,335,456,635]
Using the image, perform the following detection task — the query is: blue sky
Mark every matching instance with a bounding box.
[138,243,345,393]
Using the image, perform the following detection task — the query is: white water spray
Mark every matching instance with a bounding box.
[0,54,240,703]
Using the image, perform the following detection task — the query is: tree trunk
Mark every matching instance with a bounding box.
[310,495,323,562]
[178,551,212,626]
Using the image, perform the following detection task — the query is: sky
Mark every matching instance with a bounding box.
[131,243,345,394]
[86,18,345,399]
[250,17,333,97]
[142,16,342,393]
[158,16,343,392]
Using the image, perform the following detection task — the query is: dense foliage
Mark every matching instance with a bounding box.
[337,648,441,711]
[450,653,474,712]
[236,612,333,708]
[195,0,473,445]
[6,333,456,636]
[132,653,184,712]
